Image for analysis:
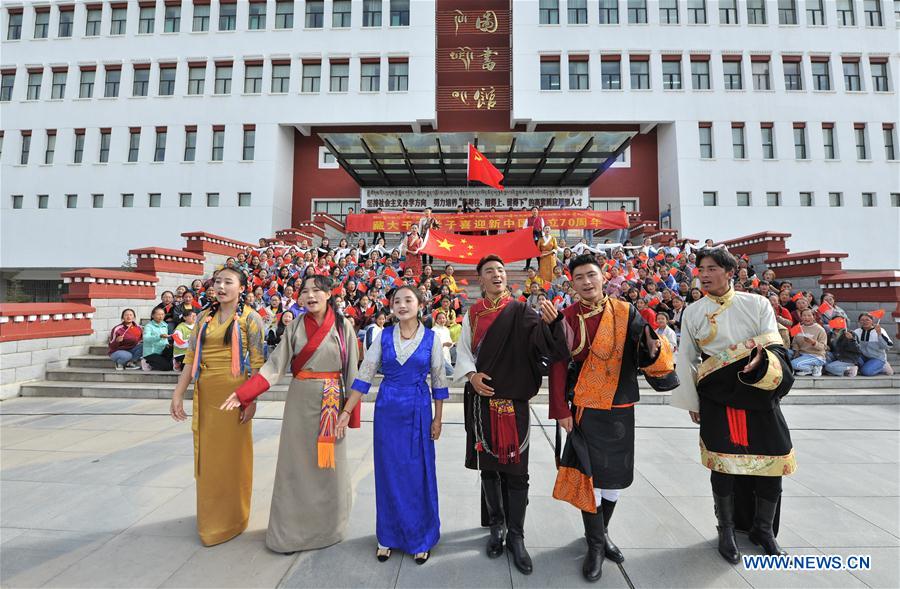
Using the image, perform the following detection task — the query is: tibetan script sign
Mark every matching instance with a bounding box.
[361,186,589,210]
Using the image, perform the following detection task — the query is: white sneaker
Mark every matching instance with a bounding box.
[883,363,894,376]
[844,366,858,377]
[114,364,124,371]
[141,359,151,372]
[812,365,823,377]
[795,370,812,376]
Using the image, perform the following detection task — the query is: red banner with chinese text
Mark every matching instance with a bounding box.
[345,211,628,233]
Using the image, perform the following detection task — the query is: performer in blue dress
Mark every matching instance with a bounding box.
[337,285,449,564]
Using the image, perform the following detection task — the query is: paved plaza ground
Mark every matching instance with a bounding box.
[1,398,898,588]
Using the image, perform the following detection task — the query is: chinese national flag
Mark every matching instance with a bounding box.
[789,323,802,337]
[828,317,847,330]
[870,309,885,320]
[467,144,505,191]
[817,301,832,315]
[419,228,540,265]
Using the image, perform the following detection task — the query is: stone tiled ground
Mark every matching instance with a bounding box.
[1,398,897,588]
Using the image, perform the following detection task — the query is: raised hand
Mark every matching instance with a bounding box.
[540,299,558,324]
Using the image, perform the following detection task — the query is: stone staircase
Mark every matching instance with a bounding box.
[19,345,900,405]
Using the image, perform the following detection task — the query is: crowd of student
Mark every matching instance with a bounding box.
[107,217,893,378]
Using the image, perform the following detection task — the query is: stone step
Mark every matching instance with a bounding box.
[18,380,900,405]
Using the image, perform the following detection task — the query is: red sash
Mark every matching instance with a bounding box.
[290,308,335,375]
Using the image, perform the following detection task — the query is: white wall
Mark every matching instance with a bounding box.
[510,0,900,269]
[0,0,436,269]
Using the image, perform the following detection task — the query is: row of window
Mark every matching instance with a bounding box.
[8,192,254,210]
[1,57,410,101]
[539,53,892,93]
[4,0,409,41]
[701,191,900,207]
[4,125,256,165]
[697,121,897,162]
[538,0,898,27]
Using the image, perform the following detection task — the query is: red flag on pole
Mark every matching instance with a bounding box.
[467,144,505,191]
[789,323,802,337]
[817,301,832,315]
[870,309,885,320]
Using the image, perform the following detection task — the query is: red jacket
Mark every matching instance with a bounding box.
[108,323,142,354]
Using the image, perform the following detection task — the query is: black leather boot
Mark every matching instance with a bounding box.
[581,510,606,582]
[481,477,506,559]
[601,498,625,564]
[506,487,533,575]
[748,496,787,556]
[713,493,741,564]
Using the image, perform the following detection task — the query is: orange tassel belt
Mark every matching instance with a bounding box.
[294,370,341,380]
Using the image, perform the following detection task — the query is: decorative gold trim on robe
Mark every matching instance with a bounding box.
[737,348,784,391]
[698,288,736,347]
[700,440,797,476]
[696,332,784,382]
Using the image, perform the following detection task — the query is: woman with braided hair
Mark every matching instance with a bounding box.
[170,267,266,546]
[220,274,360,553]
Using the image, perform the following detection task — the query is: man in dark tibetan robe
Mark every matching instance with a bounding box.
[453,255,567,575]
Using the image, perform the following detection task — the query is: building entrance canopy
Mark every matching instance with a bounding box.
[318,131,635,188]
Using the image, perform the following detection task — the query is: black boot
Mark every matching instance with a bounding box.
[748,496,787,556]
[481,477,506,559]
[506,487,533,575]
[600,498,624,564]
[713,493,741,565]
[581,510,606,582]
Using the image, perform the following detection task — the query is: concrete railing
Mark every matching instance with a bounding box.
[182,232,256,257]
[0,302,97,399]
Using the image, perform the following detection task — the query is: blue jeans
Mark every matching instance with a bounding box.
[858,357,886,376]
[791,354,826,373]
[110,344,143,367]
[615,228,629,244]
[824,360,855,376]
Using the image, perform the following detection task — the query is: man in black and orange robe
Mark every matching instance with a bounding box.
[453,255,567,575]
[548,254,676,582]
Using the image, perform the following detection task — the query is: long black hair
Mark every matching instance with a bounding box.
[298,274,343,317]
[275,310,296,338]
[201,267,248,347]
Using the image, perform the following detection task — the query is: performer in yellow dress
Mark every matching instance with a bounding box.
[537,225,559,285]
[170,267,266,547]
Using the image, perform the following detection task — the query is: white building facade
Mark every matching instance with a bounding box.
[1,0,898,278]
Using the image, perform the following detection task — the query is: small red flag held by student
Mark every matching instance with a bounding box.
[828,317,847,330]
[789,323,803,337]
[870,309,885,320]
